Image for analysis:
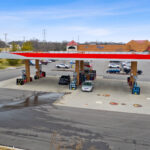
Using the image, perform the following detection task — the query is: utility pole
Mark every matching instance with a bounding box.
[4,33,7,52]
[78,35,80,44]
[43,29,46,42]
[42,29,46,51]
[23,36,26,42]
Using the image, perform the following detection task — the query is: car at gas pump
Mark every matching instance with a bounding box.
[58,75,70,85]
[81,80,94,92]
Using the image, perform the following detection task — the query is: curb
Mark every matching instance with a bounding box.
[0,145,23,150]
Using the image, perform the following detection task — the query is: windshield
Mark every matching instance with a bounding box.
[83,82,92,86]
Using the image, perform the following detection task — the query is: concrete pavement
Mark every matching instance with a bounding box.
[1,76,150,115]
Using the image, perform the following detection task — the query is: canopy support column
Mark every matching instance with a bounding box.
[75,60,80,86]
[35,60,40,77]
[80,60,84,71]
[25,60,30,82]
[130,61,137,87]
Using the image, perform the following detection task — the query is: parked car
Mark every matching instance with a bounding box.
[81,81,94,92]
[48,59,55,62]
[50,59,56,62]
[40,60,48,65]
[137,70,143,75]
[106,68,120,74]
[56,64,70,69]
[47,59,52,63]
[124,68,143,75]
[121,61,131,67]
[110,61,121,64]
[108,63,120,68]
[123,65,131,70]
[30,60,36,66]
[70,60,75,64]
[30,60,41,66]
[58,75,70,85]
[124,68,131,74]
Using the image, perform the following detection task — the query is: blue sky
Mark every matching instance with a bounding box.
[0,0,150,42]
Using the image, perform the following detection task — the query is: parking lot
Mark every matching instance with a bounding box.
[0,60,150,115]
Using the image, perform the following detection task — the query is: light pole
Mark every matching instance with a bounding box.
[4,33,7,52]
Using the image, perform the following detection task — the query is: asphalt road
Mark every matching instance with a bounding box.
[0,95,150,150]
[1,60,150,82]
[0,61,72,81]
[0,68,22,81]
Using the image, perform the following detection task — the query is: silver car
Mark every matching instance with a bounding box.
[81,81,94,92]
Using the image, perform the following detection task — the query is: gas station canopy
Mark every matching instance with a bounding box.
[0,51,150,61]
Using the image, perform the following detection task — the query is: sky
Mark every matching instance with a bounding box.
[0,0,150,43]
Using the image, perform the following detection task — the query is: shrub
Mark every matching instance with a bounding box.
[7,59,22,66]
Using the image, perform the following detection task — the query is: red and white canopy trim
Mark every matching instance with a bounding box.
[0,51,150,61]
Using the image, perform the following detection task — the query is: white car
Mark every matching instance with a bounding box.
[81,81,94,92]
[47,59,52,63]
[108,63,120,68]
[122,61,131,67]
[30,60,42,66]
[123,65,131,70]
[56,64,70,69]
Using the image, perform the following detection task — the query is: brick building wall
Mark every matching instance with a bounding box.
[77,40,150,52]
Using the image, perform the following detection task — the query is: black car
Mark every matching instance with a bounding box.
[59,75,70,85]
[124,68,143,75]
[137,70,143,75]
[124,68,131,74]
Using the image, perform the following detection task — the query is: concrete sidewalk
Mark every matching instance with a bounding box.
[1,76,150,115]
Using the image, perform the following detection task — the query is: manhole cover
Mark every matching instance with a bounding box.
[121,103,126,105]
[109,102,118,105]
[96,101,103,104]
[103,94,110,97]
[133,104,142,107]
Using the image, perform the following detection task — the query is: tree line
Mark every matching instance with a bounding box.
[10,40,68,52]
[0,39,124,52]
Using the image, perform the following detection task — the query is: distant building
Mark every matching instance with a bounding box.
[67,40,150,52]
[66,40,78,51]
